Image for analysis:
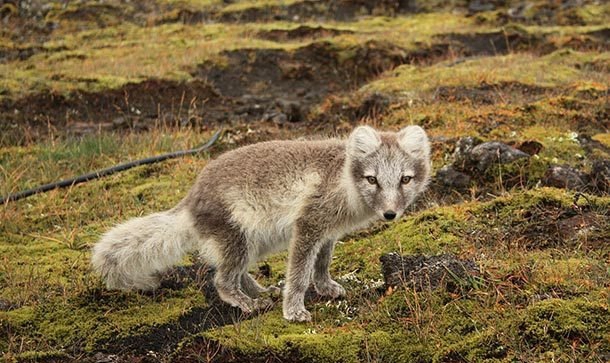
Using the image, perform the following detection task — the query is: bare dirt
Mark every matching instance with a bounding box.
[256,25,354,42]
[1,40,413,142]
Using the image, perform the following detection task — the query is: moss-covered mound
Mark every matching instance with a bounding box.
[1,0,609,362]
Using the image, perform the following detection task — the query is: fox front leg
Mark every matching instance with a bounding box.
[283,223,326,322]
[313,240,346,299]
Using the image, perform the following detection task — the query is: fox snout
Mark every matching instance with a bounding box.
[383,210,397,220]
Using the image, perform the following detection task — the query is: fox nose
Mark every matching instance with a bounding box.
[383,211,397,220]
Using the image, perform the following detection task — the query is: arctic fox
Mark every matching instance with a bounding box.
[91,125,431,322]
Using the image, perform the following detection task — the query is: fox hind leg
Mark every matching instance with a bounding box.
[212,237,272,313]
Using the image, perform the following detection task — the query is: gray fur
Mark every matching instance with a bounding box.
[91,126,431,322]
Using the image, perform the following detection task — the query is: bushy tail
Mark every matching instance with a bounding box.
[91,207,199,291]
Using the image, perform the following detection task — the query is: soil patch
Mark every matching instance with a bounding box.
[470,199,609,251]
[256,25,353,42]
[433,81,552,105]
[218,0,415,23]
[495,2,608,26]
[435,29,609,60]
[193,40,407,101]
[95,264,270,356]
[0,79,224,143]
[193,40,412,126]
[586,28,610,41]
[439,30,552,56]
[0,45,43,63]
[1,40,412,144]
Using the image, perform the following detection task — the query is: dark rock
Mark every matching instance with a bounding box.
[452,136,483,169]
[258,263,272,278]
[577,134,610,155]
[257,25,353,42]
[468,0,496,13]
[542,165,587,190]
[276,99,304,122]
[435,165,472,189]
[93,352,119,363]
[589,160,610,193]
[265,111,287,124]
[516,140,544,155]
[112,116,127,128]
[468,141,530,171]
[380,252,479,291]
[355,92,391,119]
[0,298,12,311]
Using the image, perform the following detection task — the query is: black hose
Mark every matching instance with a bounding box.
[1,129,223,204]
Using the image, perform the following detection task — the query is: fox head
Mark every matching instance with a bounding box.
[346,125,431,221]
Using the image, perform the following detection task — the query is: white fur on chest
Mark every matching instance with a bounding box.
[225,172,322,261]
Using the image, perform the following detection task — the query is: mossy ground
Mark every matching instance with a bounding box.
[1,0,609,362]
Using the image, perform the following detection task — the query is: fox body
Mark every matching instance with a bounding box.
[92,125,431,321]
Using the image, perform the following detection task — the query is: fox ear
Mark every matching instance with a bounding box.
[348,126,381,156]
[398,126,430,157]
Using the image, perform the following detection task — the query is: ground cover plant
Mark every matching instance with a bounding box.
[1,0,608,362]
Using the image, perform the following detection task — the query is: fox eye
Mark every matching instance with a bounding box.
[401,176,412,184]
[365,176,377,185]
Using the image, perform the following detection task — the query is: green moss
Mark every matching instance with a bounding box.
[1,21,283,98]
[12,350,68,362]
[202,310,366,362]
[1,306,36,327]
[483,156,549,189]
[570,4,610,25]
[220,0,300,13]
[362,50,607,98]
[438,329,507,362]
[520,298,609,347]
[592,133,610,148]
[2,290,207,352]
[522,126,586,164]
[364,330,434,362]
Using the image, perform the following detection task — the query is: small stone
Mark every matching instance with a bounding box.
[380,252,479,291]
[468,0,495,13]
[277,99,303,122]
[452,136,483,169]
[468,141,530,171]
[355,92,391,119]
[112,116,127,128]
[516,140,544,156]
[258,263,272,278]
[93,352,119,363]
[589,160,610,193]
[0,298,12,311]
[435,165,472,189]
[271,112,288,124]
[542,165,586,190]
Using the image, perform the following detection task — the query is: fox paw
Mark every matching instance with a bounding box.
[238,298,273,314]
[283,307,312,322]
[264,285,281,296]
[314,279,346,299]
